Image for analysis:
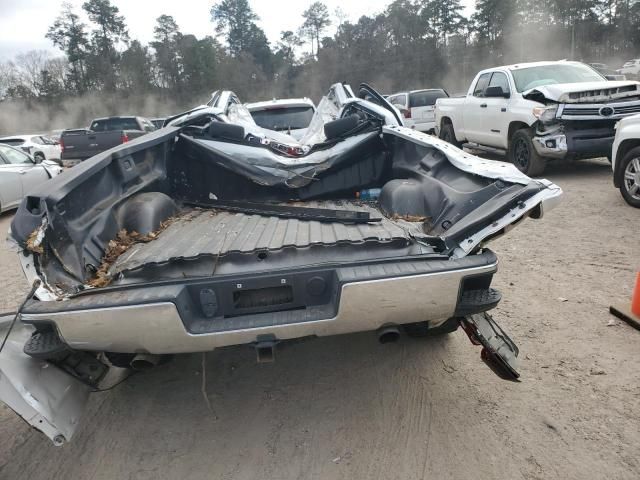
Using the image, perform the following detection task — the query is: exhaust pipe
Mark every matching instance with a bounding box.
[377,325,400,344]
[130,353,160,370]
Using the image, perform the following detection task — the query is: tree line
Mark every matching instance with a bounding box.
[1,0,639,129]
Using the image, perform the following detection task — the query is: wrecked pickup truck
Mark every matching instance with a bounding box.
[1,83,562,445]
[435,60,640,175]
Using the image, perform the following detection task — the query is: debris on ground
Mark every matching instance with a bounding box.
[331,452,352,464]
[391,213,429,223]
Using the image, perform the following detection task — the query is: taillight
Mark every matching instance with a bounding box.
[121,133,129,143]
[59,139,64,152]
[402,109,411,119]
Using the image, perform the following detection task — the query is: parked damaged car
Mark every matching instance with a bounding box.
[1,83,562,445]
[436,61,640,175]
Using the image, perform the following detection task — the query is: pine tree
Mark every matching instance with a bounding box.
[46,2,90,93]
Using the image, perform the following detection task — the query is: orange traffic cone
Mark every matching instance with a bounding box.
[632,272,640,317]
[610,272,640,331]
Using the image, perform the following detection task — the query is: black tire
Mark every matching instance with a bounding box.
[439,122,462,148]
[618,147,640,208]
[33,152,45,163]
[508,129,546,176]
[403,317,459,338]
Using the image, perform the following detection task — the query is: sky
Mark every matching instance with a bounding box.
[0,0,475,61]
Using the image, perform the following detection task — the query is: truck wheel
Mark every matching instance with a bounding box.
[439,123,462,148]
[508,129,546,176]
[403,318,459,337]
[619,147,640,208]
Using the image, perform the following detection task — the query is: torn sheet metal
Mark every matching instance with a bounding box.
[523,81,640,103]
[382,125,535,185]
[451,180,563,258]
[225,102,257,127]
[298,94,341,145]
[0,315,90,445]
[299,83,393,146]
[187,131,378,187]
[7,227,63,301]
[41,160,63,178]
[166,105,224,127]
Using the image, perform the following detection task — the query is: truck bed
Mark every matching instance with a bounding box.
[107,201,431,283]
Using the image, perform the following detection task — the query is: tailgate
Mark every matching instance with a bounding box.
[411,105,436,121]
[62,131,125,159]
[92,131,125,153]
[61,131,93,159]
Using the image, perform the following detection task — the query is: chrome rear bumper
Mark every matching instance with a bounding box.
[21,260,497,354]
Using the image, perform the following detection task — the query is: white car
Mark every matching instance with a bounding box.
[611,114,640,207]
[246,98,316,141]
[387,89,449,133]
[0,134,61,163]
[617,59,640,77]
[0,143,62,212]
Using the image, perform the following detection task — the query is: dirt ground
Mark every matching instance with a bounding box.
[0,158,639,480]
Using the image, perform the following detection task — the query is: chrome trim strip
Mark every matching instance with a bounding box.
[559,98,640,121]
[21,264,496,354]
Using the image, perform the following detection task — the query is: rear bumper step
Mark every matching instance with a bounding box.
[455,288,501,316]
[460,312,520,381]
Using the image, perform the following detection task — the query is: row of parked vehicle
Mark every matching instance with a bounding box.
[2,58,638,217]
[0,135,63,213]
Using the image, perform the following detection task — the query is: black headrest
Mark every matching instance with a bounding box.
[324,115,360,140]
[208,121,245,141]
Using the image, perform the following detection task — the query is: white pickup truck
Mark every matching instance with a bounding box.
[435,61,640,175]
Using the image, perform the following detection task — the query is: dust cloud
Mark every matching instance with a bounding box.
[438,17,629,96]
[0,20,632,135]
[0,92,198,136]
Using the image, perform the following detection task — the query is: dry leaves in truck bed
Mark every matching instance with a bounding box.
[88,223,172,288]
[26,228,45,254]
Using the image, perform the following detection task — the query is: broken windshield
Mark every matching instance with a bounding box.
[512,63,605,92]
